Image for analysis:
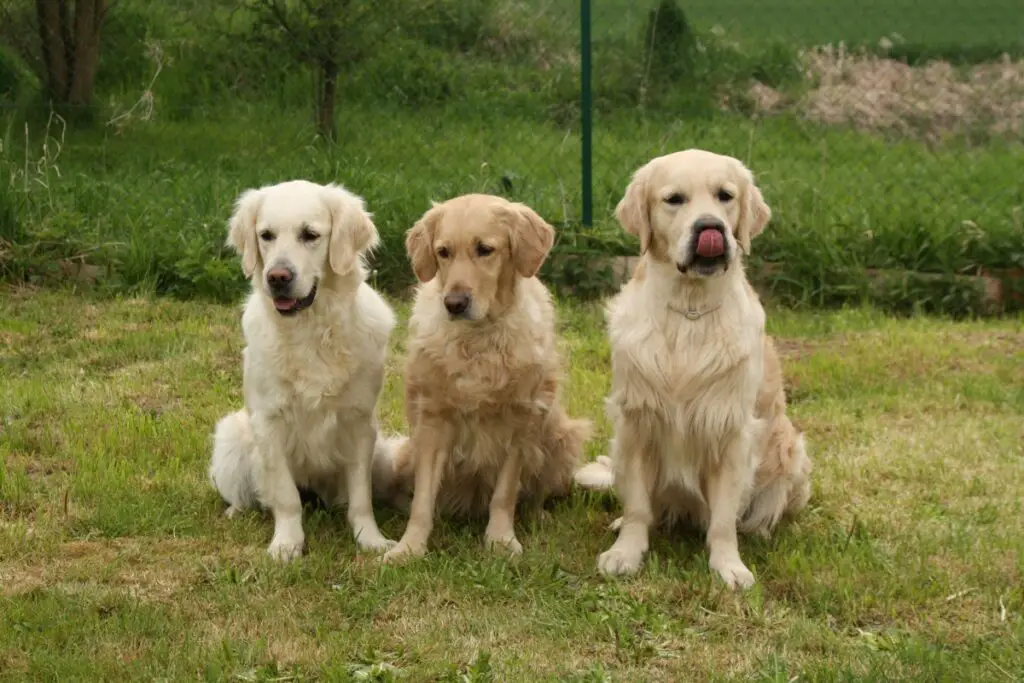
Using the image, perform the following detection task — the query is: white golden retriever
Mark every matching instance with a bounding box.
[375,194,591,563]
[574,150,812,589]
[209,179,397,561]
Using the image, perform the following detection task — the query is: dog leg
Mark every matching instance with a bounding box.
[484,448,523,556]
[345,424,396,553]
[252,417,305,562]
[381,420,452,564]
[598,439,653,577]
[706,436,756,590]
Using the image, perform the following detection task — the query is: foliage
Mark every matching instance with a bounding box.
[0,0,1021,314]
[643,0,697,83]
[246,0,400,140]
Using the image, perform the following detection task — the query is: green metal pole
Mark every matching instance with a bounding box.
[580,0,593,228]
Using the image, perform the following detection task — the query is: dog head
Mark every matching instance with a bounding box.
[405,194,555,321]
[615,149,771,279]
[226,180,378,316]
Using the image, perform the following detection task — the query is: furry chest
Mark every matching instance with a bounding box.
[424,353,545,416]
[272,345,357,406]
[444,410,548,478]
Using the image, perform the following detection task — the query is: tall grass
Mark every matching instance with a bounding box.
[0,0,1022,314]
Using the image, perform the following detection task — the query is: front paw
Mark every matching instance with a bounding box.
[267,535,304,562]
[598,546,644,577]
[709,552,755,590]
[484,528,523,556]
[356,531,397,554]
[380,540,426,565]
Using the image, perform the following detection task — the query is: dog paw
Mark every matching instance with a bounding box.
[379,541,426,565]
[485,530,523,556]
[597,547,643,577]
[709,554,755,590]
[224,505,243,519]
[356,532,397,554]
[608,516,623,532]
[267,537,304,562]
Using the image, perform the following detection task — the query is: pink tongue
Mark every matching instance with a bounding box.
[274,298,297,311]
[696,230,725,258]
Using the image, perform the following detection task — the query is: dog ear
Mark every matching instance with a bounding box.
[323,184,379,277]
[615,163,653,255]
[227,188,265,278]
[406,202,443,283]
[509,202,555,278]
[736,166,772,255]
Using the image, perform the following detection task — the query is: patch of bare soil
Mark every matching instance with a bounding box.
[752,45,1024,141]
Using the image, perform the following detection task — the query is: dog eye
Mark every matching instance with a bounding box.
[476,243,494,257]
[717,189,735,202]
[259,230,275,241]
[299,228,319,242]
[437,246,450,259]
[665,193,687,206]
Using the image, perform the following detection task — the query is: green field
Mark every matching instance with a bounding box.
[3,104,1022,312]
[2,0,1022,315]
[587,0,1024,57]
[2,289,1022,680]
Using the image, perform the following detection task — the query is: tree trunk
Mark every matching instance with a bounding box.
[67,0,105,106]
[35,0,106,107]
[36,0,70,101]
[316,59,338,142]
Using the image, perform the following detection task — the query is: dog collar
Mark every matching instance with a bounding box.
[667,302,721,320]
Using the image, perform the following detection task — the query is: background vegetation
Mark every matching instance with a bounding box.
[0,0,1022,312]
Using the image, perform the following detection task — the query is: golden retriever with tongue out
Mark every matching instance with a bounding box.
[574,150,812,589]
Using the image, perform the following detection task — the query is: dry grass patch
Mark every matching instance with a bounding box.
[751,46,1024,141]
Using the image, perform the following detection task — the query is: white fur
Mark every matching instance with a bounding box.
[209,180,397,560]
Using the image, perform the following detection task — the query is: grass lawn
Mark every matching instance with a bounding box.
[583,0,1024,55]
[1,286,1022,681]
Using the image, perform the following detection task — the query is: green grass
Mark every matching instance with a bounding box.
[581,0,1024,62]
[3,104,1023,311]
[2,287,1023,680]
[2,0,1023,314]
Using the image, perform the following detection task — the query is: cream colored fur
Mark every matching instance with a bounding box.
[209,179,397,561]
[573,150,812,589]
[378,194,592,563]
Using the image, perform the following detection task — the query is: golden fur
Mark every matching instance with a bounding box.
[573,150,811,589]
[378,194,591,562]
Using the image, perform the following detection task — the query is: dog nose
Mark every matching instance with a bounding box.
[267,268,294,288]
[693,215,725,231]
[444,292,471,316]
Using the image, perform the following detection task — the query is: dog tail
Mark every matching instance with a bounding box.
[210,410,259,513]
[740,432,812,537]
[573,454,615,491]
[371,433,410,507]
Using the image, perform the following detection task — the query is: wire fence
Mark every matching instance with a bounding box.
[1,0,1022,313]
